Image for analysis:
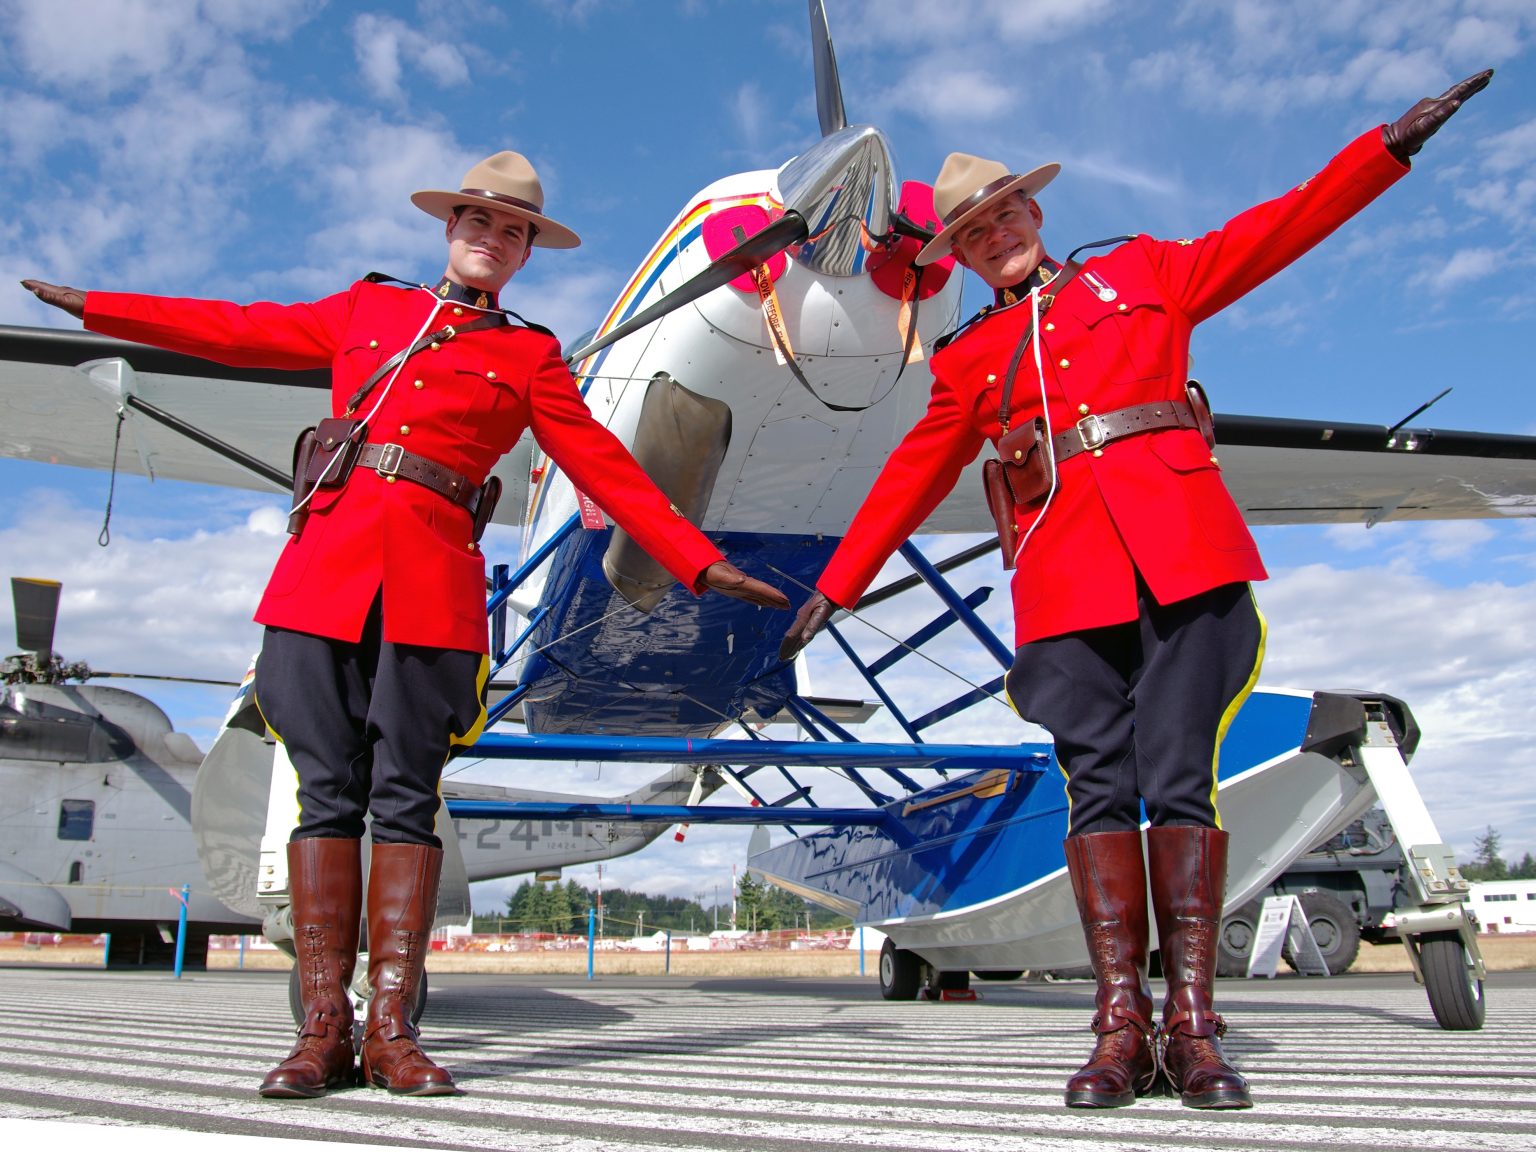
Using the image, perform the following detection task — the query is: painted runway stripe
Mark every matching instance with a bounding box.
[0,969,1531,1152]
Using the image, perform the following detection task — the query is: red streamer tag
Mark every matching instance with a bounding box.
[576,490,606,529]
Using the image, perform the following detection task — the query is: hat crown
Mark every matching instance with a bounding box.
[933,152,1014,225]
[459,151,544,211]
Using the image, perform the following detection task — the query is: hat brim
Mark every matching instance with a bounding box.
[915,162,1060,266]
[411,189,581,249]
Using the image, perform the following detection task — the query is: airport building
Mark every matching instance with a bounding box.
[1469,880,1536,933]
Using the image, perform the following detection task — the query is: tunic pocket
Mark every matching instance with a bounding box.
[1149,432,1253,552]
[1077,289,1168,384]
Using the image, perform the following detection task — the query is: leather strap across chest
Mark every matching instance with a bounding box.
[356,442,482,512]
[345,313,505,415]
[1051,399,1201,464]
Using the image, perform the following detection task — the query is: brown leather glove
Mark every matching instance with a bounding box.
[1382,70,1493,162]
[21,279,87,319]
[778,590,837,660]
[701,560,790,610]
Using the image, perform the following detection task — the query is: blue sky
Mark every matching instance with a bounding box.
[2,0,1535,908]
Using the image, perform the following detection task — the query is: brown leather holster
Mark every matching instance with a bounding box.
[982,417,1051,570]
[1185,379,1215,449]
[469,475,502,543]
[287,418,366,536]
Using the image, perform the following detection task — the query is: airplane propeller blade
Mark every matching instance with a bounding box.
[11,577,61,664]
[809,0,848,137]
[564,210,809,367]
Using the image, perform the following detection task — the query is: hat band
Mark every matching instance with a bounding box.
[458,187,544,217]
[942,173,1023,227]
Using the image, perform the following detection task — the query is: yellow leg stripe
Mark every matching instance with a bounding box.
[448,652,492,751]
[1208,588,1267,830]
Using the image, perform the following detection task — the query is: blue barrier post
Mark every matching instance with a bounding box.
[665,929,672,975]
[587,906,595,982]
[101,933,110,969]
[173,883,190,979]
[239,934,246,970]
[858,926,865,977]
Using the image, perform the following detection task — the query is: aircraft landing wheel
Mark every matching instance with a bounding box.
[879,938,921,1001]
[927,968,970,994]
[288,958,428,1027]
[974,970,1024,982]
[1419,931,1486,1031]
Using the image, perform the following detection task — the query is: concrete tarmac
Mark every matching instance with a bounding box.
[0,965,1532,1151]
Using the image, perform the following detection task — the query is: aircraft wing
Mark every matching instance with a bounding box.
[919,411,1536,531]
[0,325,532,520]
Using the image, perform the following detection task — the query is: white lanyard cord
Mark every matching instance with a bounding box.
[289,288,445,515]
[1013,285,1058,562]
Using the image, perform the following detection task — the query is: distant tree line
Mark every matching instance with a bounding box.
[1461,826,1536,881]
[473,875,848,935]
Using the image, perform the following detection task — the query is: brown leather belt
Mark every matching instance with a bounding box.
[356,442,482,512]
[1051,399,1200,464]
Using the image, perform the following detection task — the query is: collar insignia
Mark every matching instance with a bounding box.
[432,277,500,311]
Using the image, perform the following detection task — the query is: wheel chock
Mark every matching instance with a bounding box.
[919,988,979,1002]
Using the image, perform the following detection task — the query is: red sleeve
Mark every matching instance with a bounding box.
[817,367,984,609]
[527,345,723,592]
[1144,128,1409,325]
[83,287,355,371]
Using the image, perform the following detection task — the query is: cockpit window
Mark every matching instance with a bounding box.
[58,799,94,841]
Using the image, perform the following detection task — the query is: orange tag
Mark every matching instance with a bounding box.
[753,264,793,365]
[896,267,924,364]
[575,489,605,530]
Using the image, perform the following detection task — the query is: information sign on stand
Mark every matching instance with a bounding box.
[1245,894,1330,978]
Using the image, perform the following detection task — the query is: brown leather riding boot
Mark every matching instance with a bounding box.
[1147,825,1252,1109]
[259,837,362,1098]
[1062,831,1159,1108]
[358,842,457,1095]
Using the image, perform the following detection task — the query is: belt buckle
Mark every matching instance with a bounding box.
[376,443,404,477]
[1075,414,1107,452]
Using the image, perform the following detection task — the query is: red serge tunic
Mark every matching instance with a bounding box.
[84,280,724,653]
[817,129,1409,648]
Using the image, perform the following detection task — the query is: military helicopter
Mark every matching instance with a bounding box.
[0,575,258,966]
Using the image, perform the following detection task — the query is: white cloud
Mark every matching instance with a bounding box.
[1409,244,1503,288]
[350,13,470,104]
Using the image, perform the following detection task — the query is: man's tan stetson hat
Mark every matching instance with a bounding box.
[412,151,580,250]
[916,153,1060,266]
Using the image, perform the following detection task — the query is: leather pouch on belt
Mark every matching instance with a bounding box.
[998,418,1051,505]
[303,417,367,488]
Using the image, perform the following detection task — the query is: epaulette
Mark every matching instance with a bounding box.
[934,304,995,352]
[364,271,409,285]
[506,312,555,339]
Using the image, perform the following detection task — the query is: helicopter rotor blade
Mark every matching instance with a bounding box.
[89,671,243,687]
[11,577,61,665]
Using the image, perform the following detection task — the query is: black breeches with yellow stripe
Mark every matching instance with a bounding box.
[1004,580,1265,837]
[253,594,488,847]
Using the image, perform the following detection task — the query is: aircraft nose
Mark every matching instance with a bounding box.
[776,124,896,277]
